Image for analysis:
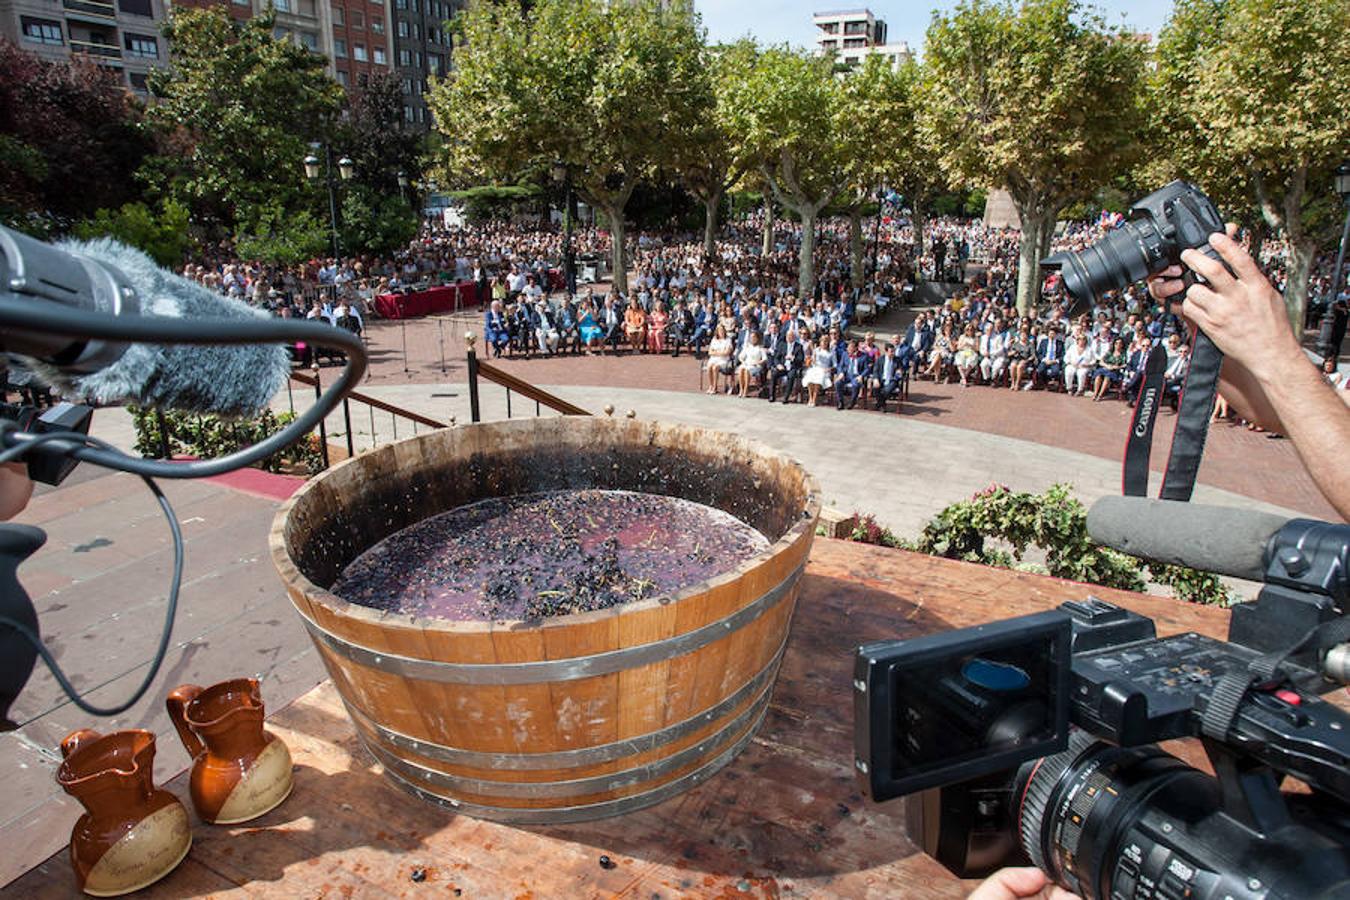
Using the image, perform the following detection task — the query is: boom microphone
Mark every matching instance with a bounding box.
[1087,496,1290,582]
[0,225,289,415]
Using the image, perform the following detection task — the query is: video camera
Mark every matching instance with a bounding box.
[854,500,1350,899]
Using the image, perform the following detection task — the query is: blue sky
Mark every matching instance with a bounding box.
[696,1,1177,53]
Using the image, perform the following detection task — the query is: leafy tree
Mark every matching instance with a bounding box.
[73,200,191,267]
[734,48,852,298]
[233,201,329,265]
[430,0,706,294]
[143,8,343,234]
[339,186,418,256]
[921,0,1147,315]
[338,71,423,196]
[0,39,152,235]
[673,40,760,262]
[1149,0,1350,331]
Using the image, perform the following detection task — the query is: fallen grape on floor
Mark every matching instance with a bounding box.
[332,489,769,620]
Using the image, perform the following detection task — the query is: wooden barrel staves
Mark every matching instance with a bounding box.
[270,417,820,823]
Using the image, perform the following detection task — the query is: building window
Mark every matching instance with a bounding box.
[370,17,383,33]
[298,0,316,16]
[129,71,149,91]
[373,47,386,64]
[357,71,368,86]
[416,106,425,123]
[273,0,292,13]
[414,23,422,39]
[401,77,412,94]
[333,37,347,57]
[397,20,408,36]
[20,17,63,45]
[428,53,442,75]
[398,48,411,66]
[232,0,248,6]
[332,5,343,24]
[415,50,422,68]
[117,0,153,17]
[124,33,157,57]
[353,42,367,61]
[350,9,363,27]
[820,39,836,49]
[403,105,414,122]
[337,70,349,86]
[299,30,318,51]
[819,21,839,34]
[844,20,867,35]
[843,37,865,49]
[395,0,407,9]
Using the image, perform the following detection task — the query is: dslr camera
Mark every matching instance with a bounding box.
[854,506,1350,899]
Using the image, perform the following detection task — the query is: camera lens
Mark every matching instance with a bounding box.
[1016,731,1198,899]
[1052,219,1169,306]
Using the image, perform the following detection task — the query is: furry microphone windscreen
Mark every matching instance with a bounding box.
[42,238,292,416]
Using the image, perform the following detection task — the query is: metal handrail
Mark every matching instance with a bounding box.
[288,366,448,466]
[464,331,591,423]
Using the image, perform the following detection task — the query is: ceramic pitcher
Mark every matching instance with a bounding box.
[56,729,192,897]
[166,678,293,824]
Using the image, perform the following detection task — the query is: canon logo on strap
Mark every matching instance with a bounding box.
[1134,388,1158,438]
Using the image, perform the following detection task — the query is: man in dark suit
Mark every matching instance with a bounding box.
[835,340,870,410]
[669,299,696,358]
[871,343,905,411]
[898,312,934,376]
[1034,329,1066,389]
[1122,340,1150,403]
[770,328,806,403]
[689,301,711,358]
[484,300,510,358]
[757,320,784,398]
[601,296,623,355]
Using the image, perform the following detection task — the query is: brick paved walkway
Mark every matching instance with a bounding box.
[344,312,1337,521]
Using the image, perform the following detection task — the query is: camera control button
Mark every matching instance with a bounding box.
[1274,688,1301,706]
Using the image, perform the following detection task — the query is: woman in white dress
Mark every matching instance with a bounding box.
[803,335,834,407]
[737,330,768,398]
[706,324,733,395]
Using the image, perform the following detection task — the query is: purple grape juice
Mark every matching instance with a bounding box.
[331,489,769,621]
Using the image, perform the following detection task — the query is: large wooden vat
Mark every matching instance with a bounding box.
[270,417,819,823]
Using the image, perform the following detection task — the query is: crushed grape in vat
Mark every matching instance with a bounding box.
[331,490,770,620]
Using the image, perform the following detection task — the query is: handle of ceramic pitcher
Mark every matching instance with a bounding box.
[165,684,204,759]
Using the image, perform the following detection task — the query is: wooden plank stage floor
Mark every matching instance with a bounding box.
[7,539,1245,899]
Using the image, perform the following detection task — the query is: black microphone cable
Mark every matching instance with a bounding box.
[0,428,182,717]
[0,293,368,717]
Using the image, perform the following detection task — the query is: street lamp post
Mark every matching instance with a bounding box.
[304,143,354,259]
[551,160,576,296]
[397,171,409,203]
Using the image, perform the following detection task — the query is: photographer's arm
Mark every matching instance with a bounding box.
[1148,229,1350,521]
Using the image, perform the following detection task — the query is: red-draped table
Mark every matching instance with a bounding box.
[374,281,479,319]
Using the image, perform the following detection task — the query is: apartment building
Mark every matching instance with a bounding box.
[812,8,912,71]
[390,0,460,129]
[2,0,171,93]
[330,0,394,90]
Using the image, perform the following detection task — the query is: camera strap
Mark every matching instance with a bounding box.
[1122,329,1223,501]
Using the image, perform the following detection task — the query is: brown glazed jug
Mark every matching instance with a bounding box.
[166,677,293,824]
[56,729,192,897]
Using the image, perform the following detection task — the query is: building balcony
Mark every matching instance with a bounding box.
[63,0,117,17]
[70,38,122,58]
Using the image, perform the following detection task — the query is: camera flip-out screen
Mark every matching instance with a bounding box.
[854,611,1072,801]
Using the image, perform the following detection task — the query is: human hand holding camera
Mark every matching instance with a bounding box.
[968,867,1080,900]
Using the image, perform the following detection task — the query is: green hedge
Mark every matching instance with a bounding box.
[130,406,326,476]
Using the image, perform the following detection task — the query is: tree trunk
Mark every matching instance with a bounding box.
[849,208,864,292]
[762,195,775,257]
[605,204,628,295]
[1284,237,1316,338]
[798,206,817,300]
[1015,208,1050,318]
[703,189,721,263]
